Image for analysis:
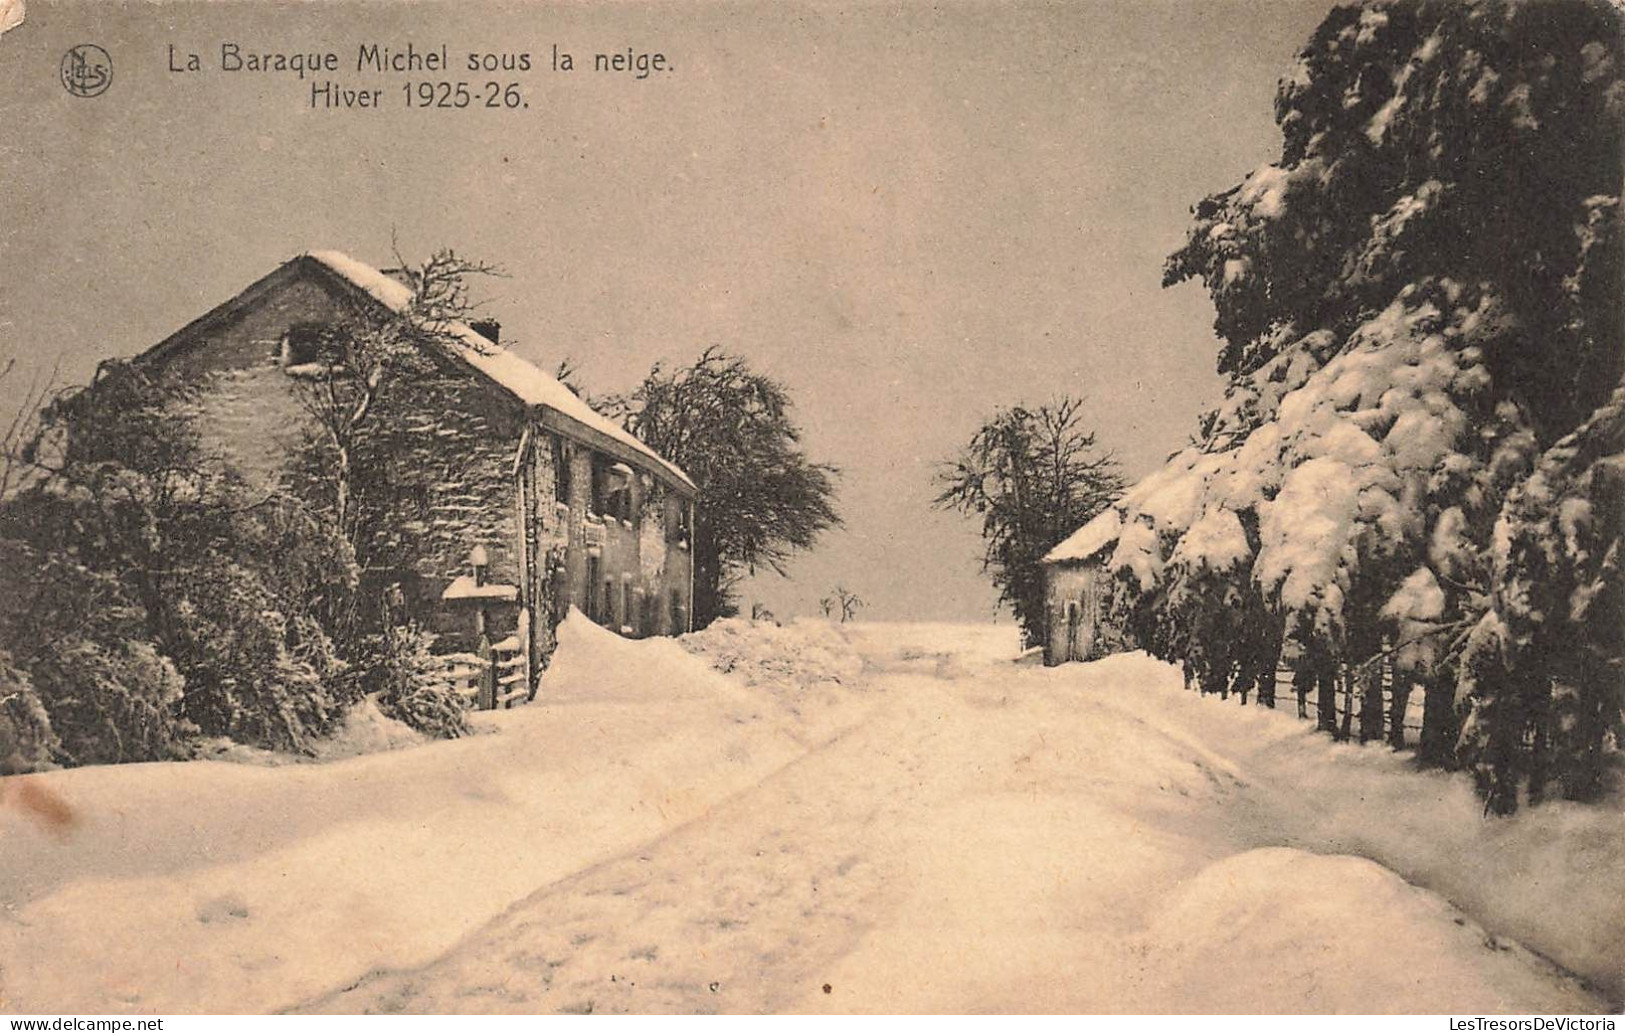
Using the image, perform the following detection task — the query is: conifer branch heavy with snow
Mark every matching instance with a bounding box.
[1093,0,1624,813]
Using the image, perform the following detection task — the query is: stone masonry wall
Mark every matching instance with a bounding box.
[154,273,525,628]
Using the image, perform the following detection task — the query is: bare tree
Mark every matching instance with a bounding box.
[0,355,59,503]
[288,245,503,547]
[552,357,586,399]
[833,585,863,623]
[934,397,1122,647]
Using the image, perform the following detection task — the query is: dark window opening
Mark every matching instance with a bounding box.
[641,592,658,637]
[670,589,687,634]
[592,454,633,522]
[409,481,432,517]
[585,554,601,623]
[279,322,338,368]
[635,476,656,529]
[549,553,569,625]
[552,436,572,506]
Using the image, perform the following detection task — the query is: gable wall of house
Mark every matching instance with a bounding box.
[146,262,693,675]
[150,274,526,624]
[161,277,345,491]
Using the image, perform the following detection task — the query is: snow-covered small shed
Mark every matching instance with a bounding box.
[1040,508,1121,666]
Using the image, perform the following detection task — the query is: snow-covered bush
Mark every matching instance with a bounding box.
[27,637,192,767]
[165,497,358,754]
[0,535,196,766]
[368,622,470,740]
[0,363,364,762]
[0,652,58,774]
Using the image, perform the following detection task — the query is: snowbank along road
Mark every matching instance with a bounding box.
[2,616,1619,1014]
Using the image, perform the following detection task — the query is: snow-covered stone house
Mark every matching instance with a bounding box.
[1040,508,1120,666]
[135,251,696,690]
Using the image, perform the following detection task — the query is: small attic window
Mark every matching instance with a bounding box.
[279,322,332,368]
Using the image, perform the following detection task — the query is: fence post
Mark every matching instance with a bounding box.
[477,633,495,710]
[1388,667,1412,749]
[1359,658,1386,743]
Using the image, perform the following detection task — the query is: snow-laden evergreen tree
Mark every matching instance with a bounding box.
[1092,0,1624,811]
[1459,383,1625,811]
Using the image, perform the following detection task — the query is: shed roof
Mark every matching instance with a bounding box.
[1043,507,1121,565]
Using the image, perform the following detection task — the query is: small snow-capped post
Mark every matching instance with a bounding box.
[440,542,520,696]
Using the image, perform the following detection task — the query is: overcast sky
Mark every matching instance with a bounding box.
[1,0,1331,623]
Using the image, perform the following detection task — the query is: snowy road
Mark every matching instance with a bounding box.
[304,622,1613,1015]
[3,618,1619,1014]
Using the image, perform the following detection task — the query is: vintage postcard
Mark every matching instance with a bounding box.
[1,0,1622,1019]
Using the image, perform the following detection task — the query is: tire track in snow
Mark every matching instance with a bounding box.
[299,638,1615,1014]
[294,691,930,1014]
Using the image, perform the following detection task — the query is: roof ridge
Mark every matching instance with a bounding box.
[304,250,694,491]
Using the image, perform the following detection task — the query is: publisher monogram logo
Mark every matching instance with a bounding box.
[60,44,112,97]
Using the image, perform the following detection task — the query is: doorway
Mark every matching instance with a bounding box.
[1065,601,1082,663]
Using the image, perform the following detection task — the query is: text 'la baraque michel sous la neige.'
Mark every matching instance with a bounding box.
[167,41,673,88]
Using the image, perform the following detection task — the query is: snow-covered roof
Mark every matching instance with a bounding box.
[307,251,695,492]
[441,575,519,603]
[1044,507,1121,565]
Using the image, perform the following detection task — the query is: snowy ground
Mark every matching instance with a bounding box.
[1,616,1619,1014]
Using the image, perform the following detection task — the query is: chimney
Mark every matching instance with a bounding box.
[470,319,501,344]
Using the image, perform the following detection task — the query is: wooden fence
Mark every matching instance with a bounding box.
[429,634,530,711]
[1272,665,1426,736]
[1191,658,1428,743]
